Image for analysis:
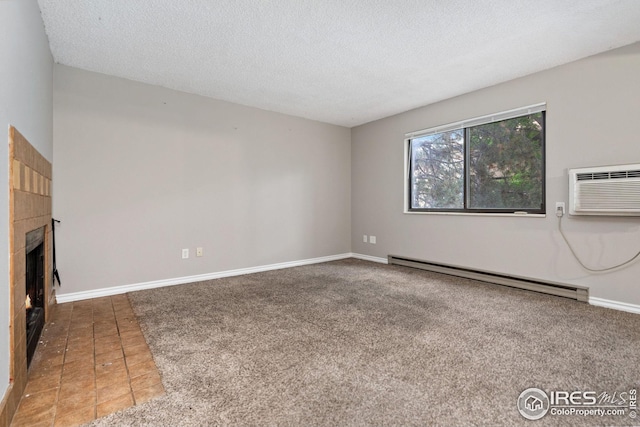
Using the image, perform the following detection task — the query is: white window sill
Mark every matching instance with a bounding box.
[403,211,546,218]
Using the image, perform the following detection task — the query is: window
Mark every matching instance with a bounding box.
[406,104,545,214]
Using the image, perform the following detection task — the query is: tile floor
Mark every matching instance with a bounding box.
[10,294,164,427]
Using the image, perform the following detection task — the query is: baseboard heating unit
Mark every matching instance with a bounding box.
[387,255,589,302]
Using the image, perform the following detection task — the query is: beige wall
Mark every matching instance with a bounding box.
[0,0,53,414]
[352,42,640,306]
[53,65,351,295]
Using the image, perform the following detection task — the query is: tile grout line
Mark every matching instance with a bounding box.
[92,299,98,422]
[115,295,137,406]
[49,303,72,427]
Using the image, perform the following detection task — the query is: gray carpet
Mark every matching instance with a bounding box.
[87,259,640,426]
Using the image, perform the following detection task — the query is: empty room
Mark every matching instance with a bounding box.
[2,0,640,426]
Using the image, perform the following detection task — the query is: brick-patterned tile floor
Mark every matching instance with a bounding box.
[10,295,164,427]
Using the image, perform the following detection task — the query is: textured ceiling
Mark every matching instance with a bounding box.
[38,0,640,127]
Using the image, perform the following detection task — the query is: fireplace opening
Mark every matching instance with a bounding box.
[25,226,45,367]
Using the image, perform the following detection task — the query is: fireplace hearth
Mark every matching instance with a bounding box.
[25,226,45,367]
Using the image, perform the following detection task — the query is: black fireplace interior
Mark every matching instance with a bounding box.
[25,226,45,367]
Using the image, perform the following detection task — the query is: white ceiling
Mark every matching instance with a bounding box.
[38,0,640,127]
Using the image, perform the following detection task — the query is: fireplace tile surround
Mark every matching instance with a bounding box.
[0,127,54,426]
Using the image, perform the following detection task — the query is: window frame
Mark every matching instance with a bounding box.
[404,104,546,216]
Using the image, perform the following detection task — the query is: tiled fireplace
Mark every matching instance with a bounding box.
[0,126,54,425]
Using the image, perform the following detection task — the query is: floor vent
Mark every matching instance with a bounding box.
[387,255,589,302]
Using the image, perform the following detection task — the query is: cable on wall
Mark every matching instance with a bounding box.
[557,213,640,272]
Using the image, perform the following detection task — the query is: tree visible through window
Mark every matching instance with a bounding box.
[410,130,464,209]
[408,110,545,213]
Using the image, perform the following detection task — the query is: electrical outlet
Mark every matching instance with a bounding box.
[182,248,189,259]
[369,236,376,244]
[196,247,203,257]
[363,235,368,243]
[555,202,565,217]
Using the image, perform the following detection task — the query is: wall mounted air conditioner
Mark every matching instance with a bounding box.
[569,163,640,216]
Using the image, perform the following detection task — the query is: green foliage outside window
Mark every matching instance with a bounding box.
[409,112,544,213]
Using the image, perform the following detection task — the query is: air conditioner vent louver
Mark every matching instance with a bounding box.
[593,172,609,180]
[576,169,640,181]
[569,164,640,216]
[610,172,628,179]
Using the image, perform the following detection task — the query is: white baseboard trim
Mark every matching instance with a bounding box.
[53,255,640,316]
[56,253,353,303]
[589,297,640,315]
[350,253,388,264]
